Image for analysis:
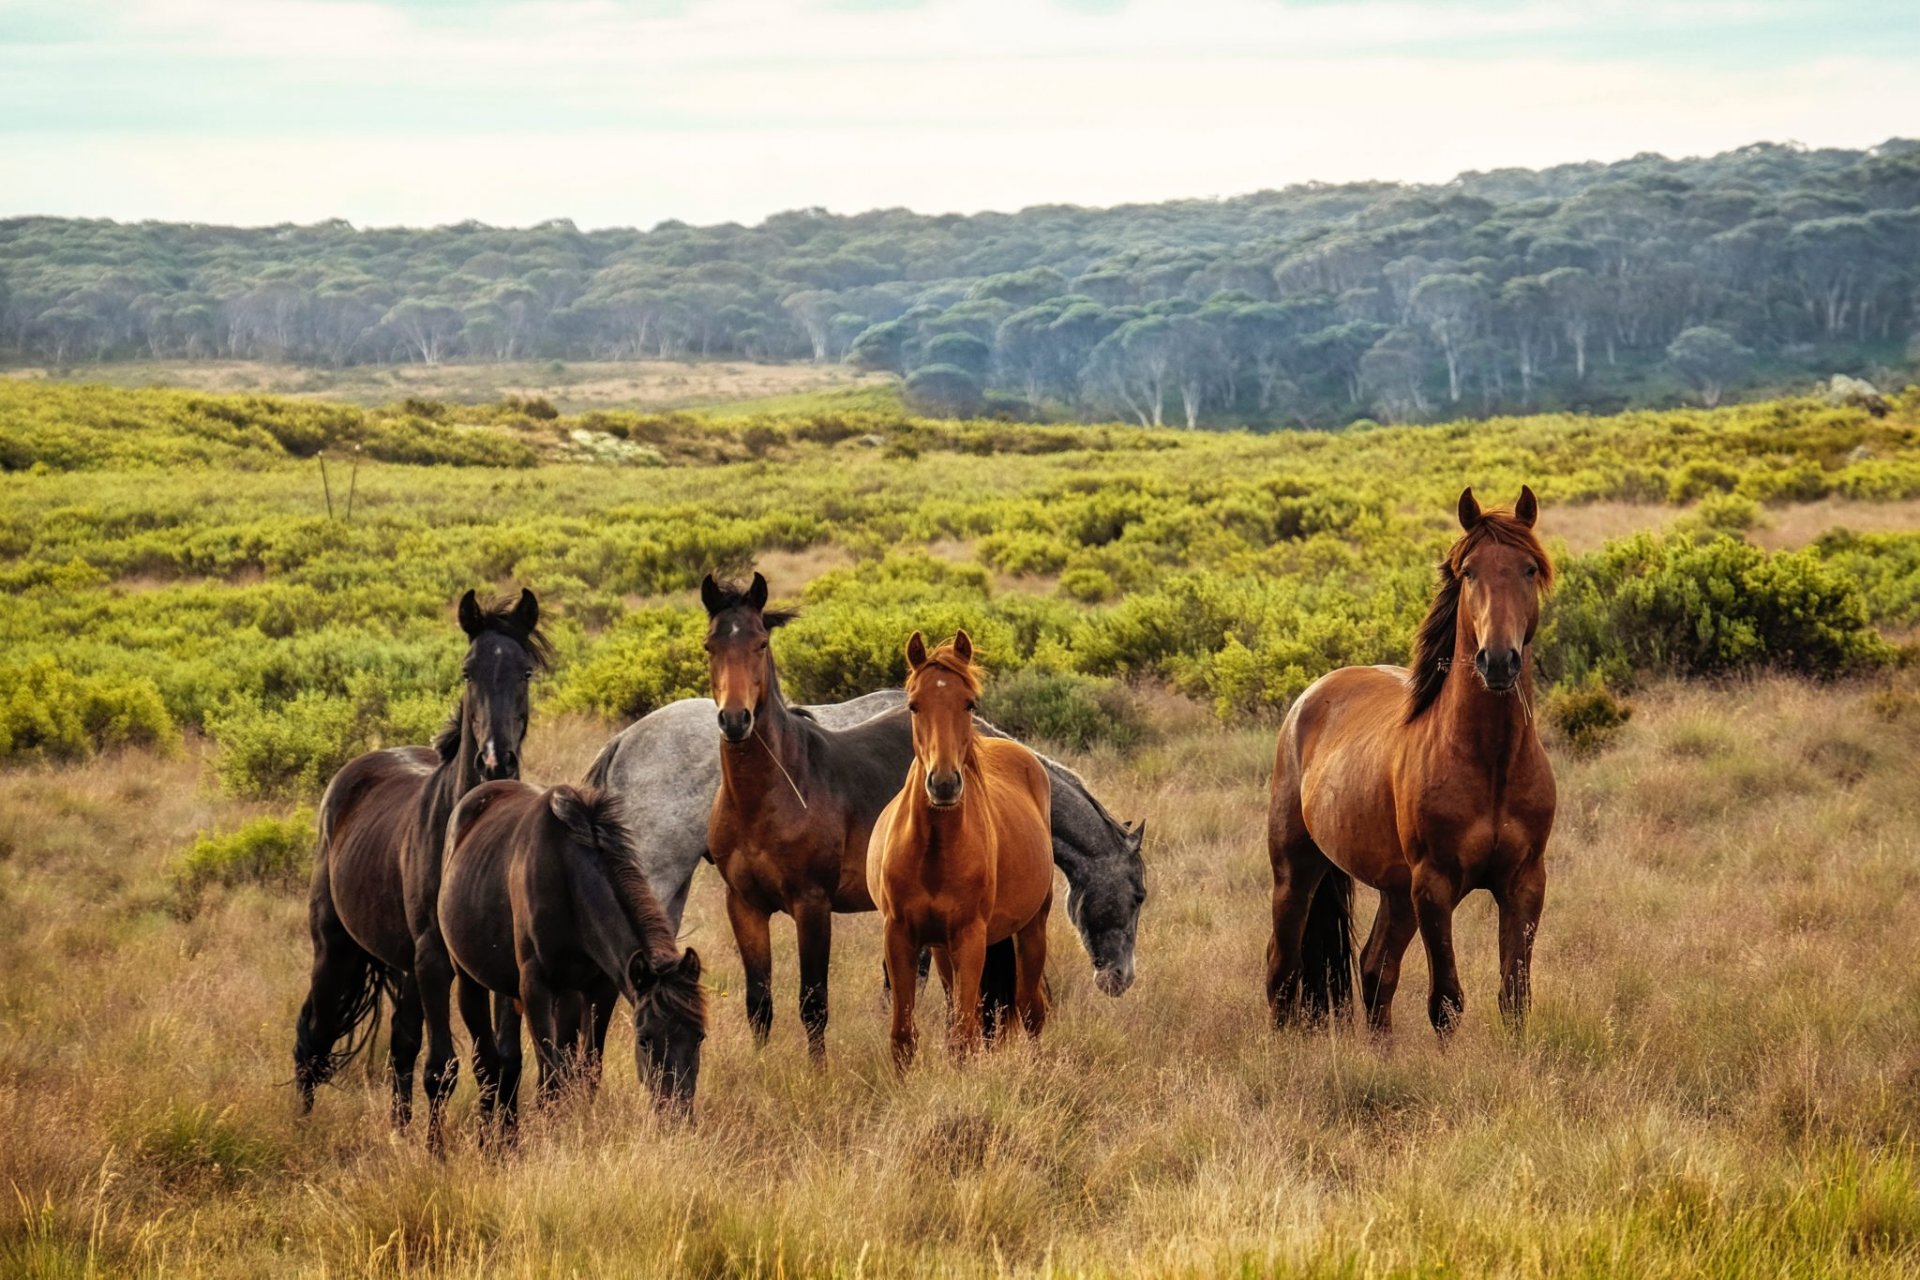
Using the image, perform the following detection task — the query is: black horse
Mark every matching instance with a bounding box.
[292,588,548,1128]
[435,782,706,1146]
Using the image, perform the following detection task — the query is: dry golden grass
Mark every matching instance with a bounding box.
[4,679,1920,1276]
[5,359,882,413]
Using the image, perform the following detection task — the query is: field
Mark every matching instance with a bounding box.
[4,381,1920,1276]
[2,359,886,415]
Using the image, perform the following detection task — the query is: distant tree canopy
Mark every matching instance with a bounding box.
[6,139,1920,427]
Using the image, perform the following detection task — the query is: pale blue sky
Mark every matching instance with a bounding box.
[2,0,1915,227]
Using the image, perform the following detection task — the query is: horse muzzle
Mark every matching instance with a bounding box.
[1094,959,1135,997]
[717,708,753,744]
[1474,646,1522,693]
[924,771,964,809]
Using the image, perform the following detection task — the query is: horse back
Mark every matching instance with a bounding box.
[317,746,440,969]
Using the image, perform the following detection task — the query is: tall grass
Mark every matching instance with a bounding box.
[3,680,1918,1276]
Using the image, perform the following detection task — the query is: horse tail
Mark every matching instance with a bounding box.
[548,786,678,974]
[295,781,395,1105]
[1300,866,1356,1020]
[582,737,618,793]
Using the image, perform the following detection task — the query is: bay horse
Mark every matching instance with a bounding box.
[702,572,933,1062]
[293,588,546,1124]
[435,782,705,1145]
[1266,486,1556,1035]
[867,632,1052,1069]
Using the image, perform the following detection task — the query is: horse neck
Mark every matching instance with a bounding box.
[1429,616,1537,771]
[421,692,481,839]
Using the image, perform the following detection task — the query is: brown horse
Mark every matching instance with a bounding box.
[867,632,1053,1069]
[435,782,705,1145]
[293,589,547,1124]
[702,572,933,1062]
[1266,486,1556,1035]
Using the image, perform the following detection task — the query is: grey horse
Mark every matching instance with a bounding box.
[585,690,1145,996]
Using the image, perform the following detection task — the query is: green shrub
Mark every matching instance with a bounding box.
[978,668,1151,752]
[0,658,177,762]
[1667,460,1742,503]
[1544,678,1634,755]
[1544,532,1891,686]
[208,674,446,799]
[1059,567,1117,603]
[551,606,709,721]
[174,808,316,897]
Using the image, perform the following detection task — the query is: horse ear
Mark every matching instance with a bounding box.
[1129,818,1146,846]
[905,631,928,670]
[746,572,769,611]
[510,588,539,634]
[457,589,482,637]
[952,629,973,663]
[677,947,702,981]
[699,574,726,616]
[1457,487,1481,532]
[628,949,657,992]
[1514,484,1539,528]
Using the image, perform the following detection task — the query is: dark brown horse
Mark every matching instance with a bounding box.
[702,572,927,1062]
[435,782,705,1144]
[867,632,1053,1069]
[293,589,547,1124]
[1266,487,1556,1035]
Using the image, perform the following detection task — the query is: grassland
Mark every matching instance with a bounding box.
[3,382,1920,1276]
[2,358,887,414]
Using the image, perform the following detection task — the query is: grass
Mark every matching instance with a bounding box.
[4,678,1919,1276]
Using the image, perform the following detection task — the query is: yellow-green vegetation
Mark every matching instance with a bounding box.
[4,381,1920,1273]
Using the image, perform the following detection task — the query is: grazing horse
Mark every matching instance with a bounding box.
[868,632,1052,1069]
[293,589,546,1123]
[1266,486,1556,1035]
[435,782,705,1145]
[583,690,1146,996]
[702,572,925,1062]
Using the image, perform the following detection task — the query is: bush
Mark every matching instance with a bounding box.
[1544,678,1633,755]
[0,659,177,762]
[979,668,1151,752]
[174,808,316,898]
[1059,567,1117,603]
[1544,532,1891,686]
[551,606,709,721]
[208,674,446,799]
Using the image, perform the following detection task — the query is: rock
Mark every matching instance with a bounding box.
[1825,375,1890,417]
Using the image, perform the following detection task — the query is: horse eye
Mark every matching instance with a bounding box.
[966,700,977,712]
[907,703,919,715]
[1524,563,1538,578]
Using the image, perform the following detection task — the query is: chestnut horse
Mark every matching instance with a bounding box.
[867,632,1052,1069]
[293,589,546,1124]
[435,782,705,1147]
[1266,486,1556,1035]
[703,572,921,1062]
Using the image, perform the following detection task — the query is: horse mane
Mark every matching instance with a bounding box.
[703,577,798,629]
[1405,509,1554,723]
[547,785,685,977]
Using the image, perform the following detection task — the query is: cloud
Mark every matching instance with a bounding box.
[1,0,1915,225]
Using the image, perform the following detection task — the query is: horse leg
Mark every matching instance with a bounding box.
[1412,863,1465,1036]
[1358,888,1419,1033]
[414,935,459,1158]
[520,965,567,1106]
[1013,893,1051,1039]
[882,917,920,1073]
[947,922,987,1059]
[293,894,378,1114]
[387,972,424,1131]
[455,973,500,1141]
[580,978,617,1100]
[980,939,1016,1043]
[492,993,524,1143]
[1496,857,1547,1033]
[1264,850,1328,1028]
[725,887,775,1047]
[794,897,833,1065]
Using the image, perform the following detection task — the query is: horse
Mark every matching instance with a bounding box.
[293,588,547,1125]
[701,572,921,1062]
[434,781,705,1144]
[868,631,1053,1069]
[583,690,1145,996]
[1265,486,1556,1036]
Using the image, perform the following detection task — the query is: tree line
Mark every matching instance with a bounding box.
[4,138,1919,426]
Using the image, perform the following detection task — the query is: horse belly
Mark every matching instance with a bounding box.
[329,825,414,970]
[1299,751,1406,890]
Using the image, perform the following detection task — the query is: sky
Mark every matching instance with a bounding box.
[2,0,1917,230]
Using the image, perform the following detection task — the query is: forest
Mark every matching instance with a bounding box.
[5,140,1920,428]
